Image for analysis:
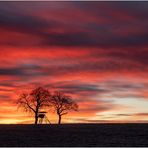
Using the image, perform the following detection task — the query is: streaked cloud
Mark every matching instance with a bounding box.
[0,1,148,123]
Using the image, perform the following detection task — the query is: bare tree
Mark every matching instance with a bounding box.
[17,87,51,125]
[50,91,78,124]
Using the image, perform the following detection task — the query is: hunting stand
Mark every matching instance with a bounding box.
[38,111,51,124]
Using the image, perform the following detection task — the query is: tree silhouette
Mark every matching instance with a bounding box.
[50,91,78,124]
[17,87,51,125]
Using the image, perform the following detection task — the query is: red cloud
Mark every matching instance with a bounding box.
[0,2,148,123]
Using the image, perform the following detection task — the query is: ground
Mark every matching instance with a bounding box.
[0,123,148,146]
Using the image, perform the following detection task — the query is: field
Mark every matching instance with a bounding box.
[0,124,148,147]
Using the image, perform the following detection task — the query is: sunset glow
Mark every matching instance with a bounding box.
[0,1,148,124]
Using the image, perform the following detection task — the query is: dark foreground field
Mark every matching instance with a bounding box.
[0,124,148,147]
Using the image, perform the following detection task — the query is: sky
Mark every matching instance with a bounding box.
[0,1,148,124]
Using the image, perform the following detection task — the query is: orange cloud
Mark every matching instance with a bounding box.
[0,1,148,124]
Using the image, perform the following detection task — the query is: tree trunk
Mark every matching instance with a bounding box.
[35,112,38,125]
[58,115,61,124]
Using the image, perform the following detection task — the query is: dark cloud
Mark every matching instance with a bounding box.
[0,94,14,103]
[134,113,148,116]
[80,106,113,113]
[110,113,148,117]
[0,68,23,76]
[0,94,11,100]
[42,1,148,48]
[54,82,106,94]
[72,118,117,123]
[0,88,13,92]
[100,80,147,99]
[40,31,148,48]
[74,1,148,21]
[0,4,55,32]
[103,80,145,91]
[0,12,45,30]
[0,64,44,77]
[0,2,147,48]
[56,60,146,74]
[112,113,132,117]
[43,32,96,47]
